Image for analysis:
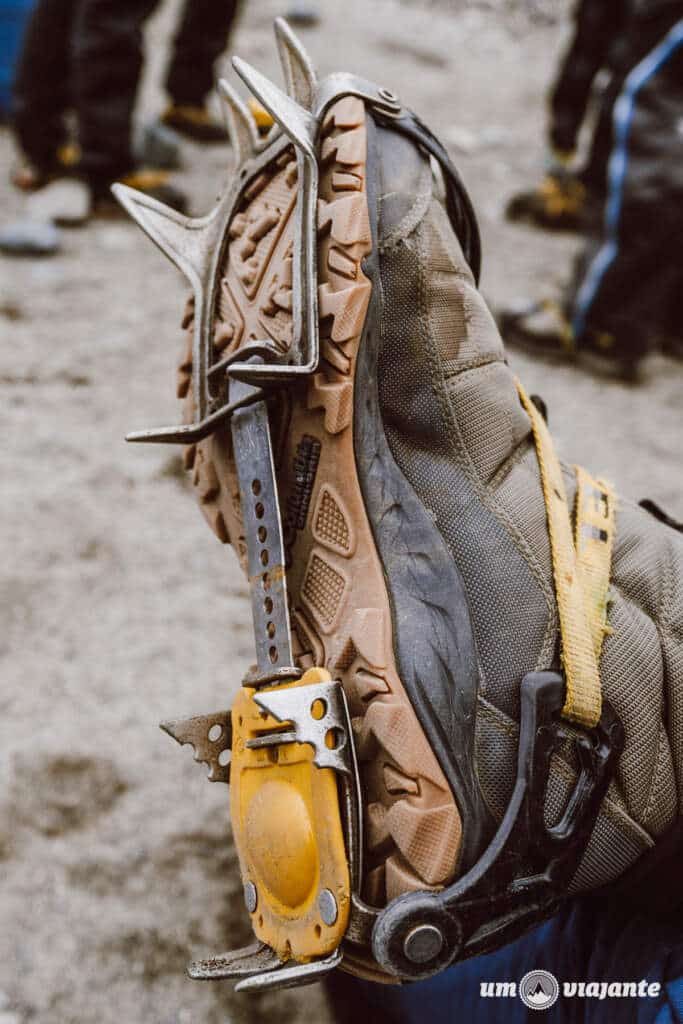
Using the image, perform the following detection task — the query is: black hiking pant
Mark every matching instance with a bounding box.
[12,0,238,185]
[548,0,629,204]
[549,0,629,159]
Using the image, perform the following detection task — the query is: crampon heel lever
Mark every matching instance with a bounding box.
[369,671,625,981]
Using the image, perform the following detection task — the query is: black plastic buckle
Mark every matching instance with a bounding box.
[371,672,625,980]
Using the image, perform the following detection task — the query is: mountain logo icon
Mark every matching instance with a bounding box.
[519,970,560,1010]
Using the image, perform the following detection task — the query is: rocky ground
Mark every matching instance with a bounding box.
[1,0,681,1022]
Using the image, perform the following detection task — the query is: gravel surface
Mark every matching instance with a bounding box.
[1,1,681,1021]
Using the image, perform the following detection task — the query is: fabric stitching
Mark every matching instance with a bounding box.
[656,547,680,811]
[488,435,537,491]
[442,352,503,379]
[379,161,433,252]
[642,728,673,832]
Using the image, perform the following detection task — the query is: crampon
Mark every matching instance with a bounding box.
[117,18,683,993]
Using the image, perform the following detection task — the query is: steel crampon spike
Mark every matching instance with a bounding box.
[160,711,232,783]
[217,78,260,166]
[110,183,217,291]
[232,56,317,158]
[235,948,343,993]
[273,16,318,110]
[188,942,280,981]
[188,942,342,991]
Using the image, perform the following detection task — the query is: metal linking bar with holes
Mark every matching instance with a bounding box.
[161,360,369,991]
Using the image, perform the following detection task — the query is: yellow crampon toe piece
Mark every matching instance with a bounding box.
[230,667,351,961]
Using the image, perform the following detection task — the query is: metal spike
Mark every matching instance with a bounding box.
[217,78,260,166]
[235,947,343,992]
[125,386,265,445]
[232,56,316,157]
[111,184,216,288]
[188,942,280,981]
[273,16,318,110]
[160,710,232,783]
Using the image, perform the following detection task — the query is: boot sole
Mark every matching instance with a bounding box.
[177,97,462,905]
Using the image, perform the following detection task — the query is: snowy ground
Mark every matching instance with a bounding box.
[1,1,681,1021]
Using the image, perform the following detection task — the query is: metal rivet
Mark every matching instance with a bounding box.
[244,881,258,914]
[378,87,399,104]
[403,924,443,965]
[318,888,338,926]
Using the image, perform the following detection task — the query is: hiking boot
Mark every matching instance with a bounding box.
[117,20,683,987]
[10,141,81,193]
[285,4,320,27]
[498,299,576,358]
[96,168,188,217]
[506,171,591,232]
[161,103,228,143]
[247,97,275,136]
[500,300,642,382]
[26,178,91,228]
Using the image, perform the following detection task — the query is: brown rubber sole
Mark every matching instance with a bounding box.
[177,97,462,905]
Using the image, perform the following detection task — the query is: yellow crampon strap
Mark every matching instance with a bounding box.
[574,465,616,663]
[517,384,616,728]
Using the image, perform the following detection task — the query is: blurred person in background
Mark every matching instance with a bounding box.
[501,0,683,381]
[10,0,241,213]
[507,0,631,234]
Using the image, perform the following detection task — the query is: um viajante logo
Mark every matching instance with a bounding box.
[480,972,662,1007]
[519,971,560,1010]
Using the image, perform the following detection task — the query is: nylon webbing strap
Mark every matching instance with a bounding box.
[574,465,616,663]
[517,384,615,728]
